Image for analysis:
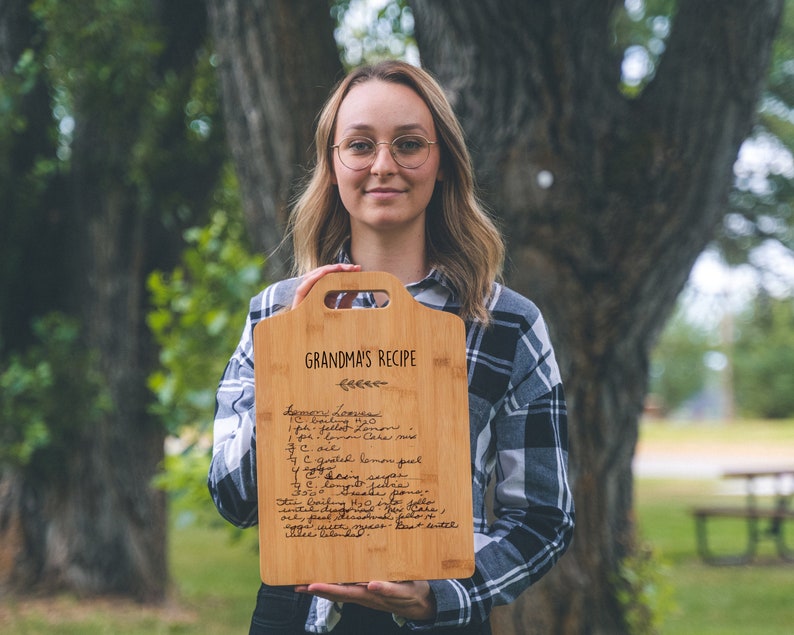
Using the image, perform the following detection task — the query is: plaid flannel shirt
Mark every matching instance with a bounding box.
[209,267,574,632]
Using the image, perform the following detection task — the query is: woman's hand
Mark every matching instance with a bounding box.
[292,265,435,621]
[291,263,362,310]
[295,580,436,621]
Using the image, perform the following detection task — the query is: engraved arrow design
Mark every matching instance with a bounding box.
[336,378,389,391]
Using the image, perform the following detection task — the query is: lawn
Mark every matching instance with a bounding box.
[636,478,794,635]
[0,521,261,634]
[634,419,794,635]
[1,420,792,633]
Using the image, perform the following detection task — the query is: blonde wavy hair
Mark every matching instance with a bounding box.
[288,60,504,324]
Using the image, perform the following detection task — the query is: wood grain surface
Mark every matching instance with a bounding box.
[254,271,474,584]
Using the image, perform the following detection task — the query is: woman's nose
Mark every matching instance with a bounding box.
[370,143,398,174]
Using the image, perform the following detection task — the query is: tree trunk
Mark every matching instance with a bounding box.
[0,0,71,348]
[410,0,783,633]
[206,0,343,279]
[0,0,222,601]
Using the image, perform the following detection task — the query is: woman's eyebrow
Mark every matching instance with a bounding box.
[340,122,431,135]
[394,123,430,134]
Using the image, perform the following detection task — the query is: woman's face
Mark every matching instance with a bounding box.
[331,80,443,240]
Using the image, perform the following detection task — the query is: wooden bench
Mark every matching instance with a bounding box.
[692,505,794,565]
[692,467,794,565]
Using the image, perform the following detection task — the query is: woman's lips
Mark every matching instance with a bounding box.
[366,187,404,199]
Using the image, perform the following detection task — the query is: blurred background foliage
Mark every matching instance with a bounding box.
[146,167,263,530]
[1,0,793,521]
[0,313,109,472]
[1,0,226,466]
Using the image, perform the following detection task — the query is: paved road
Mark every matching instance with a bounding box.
[633,445,793,495]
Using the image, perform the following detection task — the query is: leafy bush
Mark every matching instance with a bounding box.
[0,313,109,473]
[147,172,264,523]
[733,295,794,418]
[649,308,715,414]
[147,171,264,436]
[613,543,676,635]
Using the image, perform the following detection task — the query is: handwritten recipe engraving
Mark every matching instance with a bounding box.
[254,272,474,583]
[277,402,459,539]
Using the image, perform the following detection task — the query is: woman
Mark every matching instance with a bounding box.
[209,60,574,634]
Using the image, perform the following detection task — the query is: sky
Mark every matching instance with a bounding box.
[684,135,794,328]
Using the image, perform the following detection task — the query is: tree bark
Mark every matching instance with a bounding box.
[0,0,222,601]
[206,0,343,278]
[0,0,71,348]
[410,0,783,633]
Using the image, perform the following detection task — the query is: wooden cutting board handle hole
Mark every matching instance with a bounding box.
[304,272,410,311]
[324,289,390,309]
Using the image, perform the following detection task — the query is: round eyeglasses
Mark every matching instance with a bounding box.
[330,134,438,170]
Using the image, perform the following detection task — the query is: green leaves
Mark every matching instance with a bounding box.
[145,178,263,526]
[0,356,52,466]
[0,313,109,471]
[649,307,716,416]
[651,292,794,419]
[613,543,676,635]
[733,295,794,418]
[146,177,265,437]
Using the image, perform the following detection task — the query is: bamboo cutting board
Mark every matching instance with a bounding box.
[253,271,474,585]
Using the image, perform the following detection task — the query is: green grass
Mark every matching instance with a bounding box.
[167,520,261,633]
[1,420,792,633]
[0,522,261,634]
[639,417,794,446]
[636,478,794,635]
[636,419,794,635]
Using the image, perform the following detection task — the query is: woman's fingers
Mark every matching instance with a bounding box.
[295,580,435,621]
[291,263,361,309]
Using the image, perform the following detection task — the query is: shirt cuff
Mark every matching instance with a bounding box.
[404,579,472,630]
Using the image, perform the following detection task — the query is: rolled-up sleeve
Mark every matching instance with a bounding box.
[208,280,298,528]
[407,286,574,630]
[208,312,260,528]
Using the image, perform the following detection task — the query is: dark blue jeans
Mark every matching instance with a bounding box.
[249,583,491,634]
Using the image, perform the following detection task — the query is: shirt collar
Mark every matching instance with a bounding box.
[334,248,459,303]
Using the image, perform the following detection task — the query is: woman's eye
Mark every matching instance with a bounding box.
[395,137,425,153]
[346,139,374,153]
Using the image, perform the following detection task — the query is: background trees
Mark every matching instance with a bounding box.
[0,0,225,599]
[205,0,343,278]
[732,294,794,418]
[1,1,791,633]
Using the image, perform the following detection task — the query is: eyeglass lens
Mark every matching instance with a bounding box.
[335,135,432,169]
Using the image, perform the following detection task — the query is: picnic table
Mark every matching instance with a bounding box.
[692,467,794,565]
